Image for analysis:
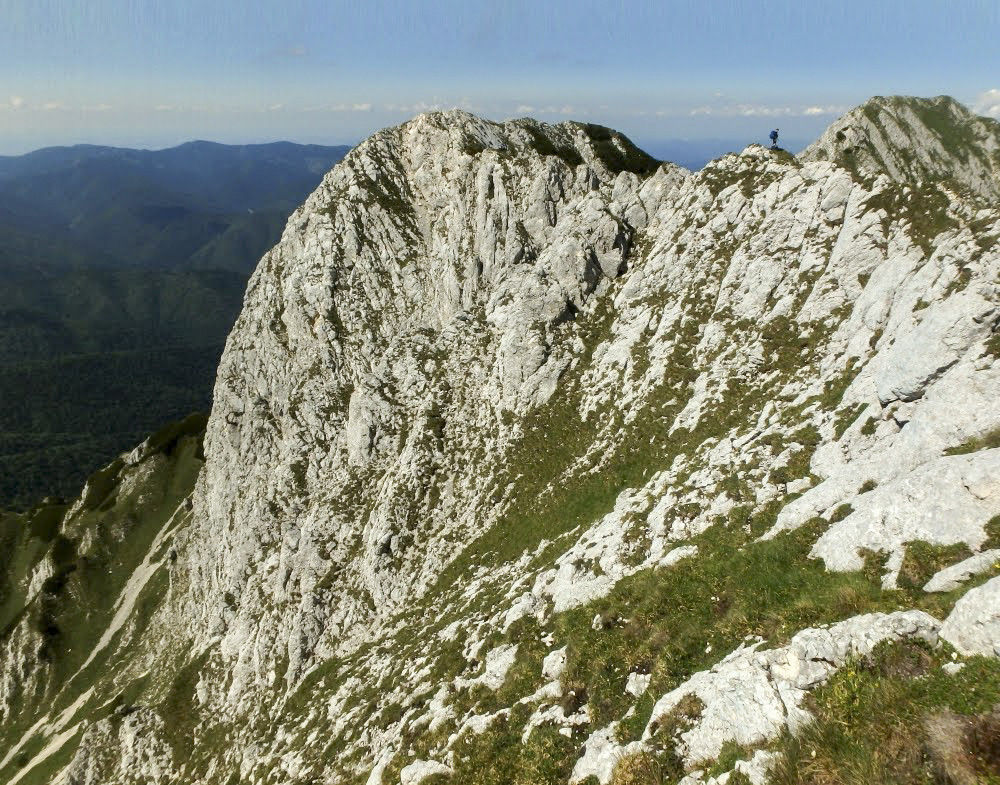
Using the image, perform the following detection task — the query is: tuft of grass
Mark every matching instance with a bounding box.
[834,404,867,440]
[646,693,705,779]
[985,330,1000,359]
[609,751,662,785]
[830,504,855,524]
[984,515,1000,549]
[897,541,974,593]
[944,426,1000,456]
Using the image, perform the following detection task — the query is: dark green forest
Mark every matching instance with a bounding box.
[0,140,348,509]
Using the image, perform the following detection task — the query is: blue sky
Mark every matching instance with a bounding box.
[0,0,997,155]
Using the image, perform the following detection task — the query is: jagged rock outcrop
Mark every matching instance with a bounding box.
[1,98,999,785]
[799,95,1000,199]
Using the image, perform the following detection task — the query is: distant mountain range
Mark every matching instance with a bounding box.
[0,140,350,271]
[0,140,349,509]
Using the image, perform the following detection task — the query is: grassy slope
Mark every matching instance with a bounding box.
[353,156,1000,783]
[0,415,206,783]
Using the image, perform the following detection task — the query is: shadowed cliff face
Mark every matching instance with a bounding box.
[1,100,998,785]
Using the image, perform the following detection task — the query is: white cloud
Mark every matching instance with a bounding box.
[973,88,1000,118]
[41,101,64,111]
[154,104,177,112]
[383,98,482,115]
[303,102,373,112]
[9,95,26,110]
[524,104,580,117]
[83,103,112,112]
[690,102,844,118]
[384,101,440,113]
[515,104,535,113]
[803,104,846,116]
[736,104,796,117]
[266,103,284,111]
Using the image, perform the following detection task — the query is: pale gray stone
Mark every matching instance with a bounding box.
[940,576,1000,656]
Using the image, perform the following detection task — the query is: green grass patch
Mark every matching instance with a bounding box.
[449,710,577,785]
[768,638,1000,785]
[834,403,867,440]
[575,123,660,176]
[897,541,974,593]
[522,124,584,168]
[944,426,1000,456]
[0,419,204,753]
[985,515,1000,549]
[559,516,896,733]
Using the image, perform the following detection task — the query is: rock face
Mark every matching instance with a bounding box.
[941,576,1000,656]
[799,95,1000,199]
[1,98,999,785]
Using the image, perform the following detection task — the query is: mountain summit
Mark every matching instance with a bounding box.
[799,94,1000,199]
[1,98,998,785]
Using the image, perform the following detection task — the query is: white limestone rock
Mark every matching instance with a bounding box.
[940,576,1000,656]
[809,451,1000,586]
[924,549,1000,592]
[642,611,939,767]
[800,95,1000,200]
[870,291,996,404]
[625,671,651,698]
[569,723,641,784]
[456,644,518,691]
[541,646,568,682]
[399,760,453,785]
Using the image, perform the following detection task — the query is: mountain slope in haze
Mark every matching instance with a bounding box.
[0,140,351,271]
[0,141,349,510]
[0,100,998,785]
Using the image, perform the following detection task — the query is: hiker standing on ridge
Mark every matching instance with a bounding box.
[769,128,779,148]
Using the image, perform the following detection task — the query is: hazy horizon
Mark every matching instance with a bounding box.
[1,0,996,156]
[0,132,819,176]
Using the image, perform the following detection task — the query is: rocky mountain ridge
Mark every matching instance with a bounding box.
[1,95,998,785]
[799,94,1000,200]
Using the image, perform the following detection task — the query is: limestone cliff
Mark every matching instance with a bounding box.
[1,98,998,785]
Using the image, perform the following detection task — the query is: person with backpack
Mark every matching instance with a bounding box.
[769,128,779,148]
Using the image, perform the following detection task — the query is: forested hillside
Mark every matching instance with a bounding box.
[0,140,349,509]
